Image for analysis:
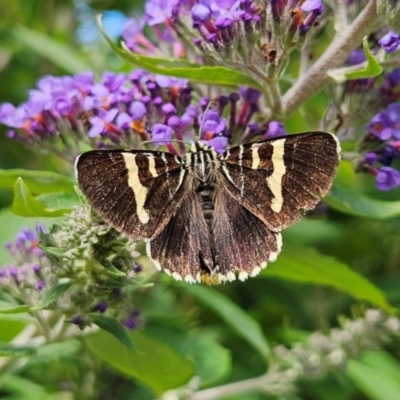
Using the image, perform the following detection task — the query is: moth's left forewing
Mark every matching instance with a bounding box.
[75,149,187,240]
[221,132,340,231]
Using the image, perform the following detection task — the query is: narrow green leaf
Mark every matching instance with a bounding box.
[0,304,30,314]
[0,343,36,357]
[262,245,391,311]
[97,16,263,91]
[0,169,74,194]
[177,284,271,358]
[347,351,400,400]
[12,178,72,217]
[345,36,382,80]
[11,24,96,74]
[32,281,73,310]
[325,184,400,219]
[85,330,195,394]
[89,314,134,351]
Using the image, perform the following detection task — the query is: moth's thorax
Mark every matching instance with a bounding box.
[185,141,221,182]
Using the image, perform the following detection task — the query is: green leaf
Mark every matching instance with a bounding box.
[12,178,72,217]
[97,16,263,91]
[262,244,391,311]
[37,191,80,211]
[328,36,382,82]
[85,330,195,395]
[345,36,382,80]
[0,343,36,357]
[325,184,400,219]
[177,284,271,358]
[0,375,47,400]
[347,351,400,400]
[0,169,74,194]
[11,24,96,74]
[32,281,73,310]
[184,334,231,387]
[89,314,134,351]
[0,304,30,314]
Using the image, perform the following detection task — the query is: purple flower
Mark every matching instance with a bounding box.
[203,136,228,153]
[364,152,378,165]
[88,109,120,138]
[378,31,400,54]
[368,103,400,140]
[301,0,324,13]
[145,0,177,25]
[93,301,108,313]
[151,123,174,144]
[375,167,400,191]
[200,110,227,137]
[346,49,366,66]
[264,121,286,138]
[36,280,45,290]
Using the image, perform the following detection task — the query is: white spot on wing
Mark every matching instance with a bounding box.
[226,271,236,281]
[239,145,244,197]
[147,154,158,177]
[251,144,261,169]
[172,272,183,281]
[267,139,286,213]
[122,153,150,224]
[238,271,248,281]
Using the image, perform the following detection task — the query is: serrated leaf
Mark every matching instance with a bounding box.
[325,184,400,219]
[262,245,391,311]
[0,169,74,194]
[345,37,382,80]
[12,178,72,217]
[11,24,96,74]
[347,351,400,400]
[85,329,195,394]
[97,16,264,91]
[0,304,30,314]
[89,314,134,351]
[177,284,271,358]
[0,343,36,357]
[32,281,73,310]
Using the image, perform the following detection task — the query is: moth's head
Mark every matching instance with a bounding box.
[190,141,219,157]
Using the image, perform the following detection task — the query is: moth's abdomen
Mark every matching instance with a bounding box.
[196,183,215,226]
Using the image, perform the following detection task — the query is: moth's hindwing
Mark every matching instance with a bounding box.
[221,132,340,231]
[75,149,187,240]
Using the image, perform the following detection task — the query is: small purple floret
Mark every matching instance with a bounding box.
[376,167,400,191]
[378,31,400,54]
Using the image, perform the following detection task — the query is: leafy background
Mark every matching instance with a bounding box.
[0,0,400,399]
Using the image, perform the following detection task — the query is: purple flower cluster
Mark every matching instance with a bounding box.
[0,227,50,299]
[121,0,323,68]
[362,102,400,191]
[0,70,287,158]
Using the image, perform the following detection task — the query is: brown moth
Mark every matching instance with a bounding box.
[75,132,340,284]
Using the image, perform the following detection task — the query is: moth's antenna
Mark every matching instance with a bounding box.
[140,139,187,148]
[198,100,218,141]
